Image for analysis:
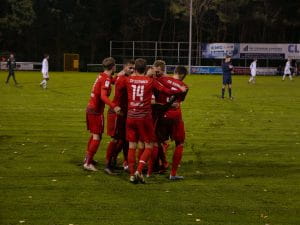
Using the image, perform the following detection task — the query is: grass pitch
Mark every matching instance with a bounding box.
[0,71,299,225]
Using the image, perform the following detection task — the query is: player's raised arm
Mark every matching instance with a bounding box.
[153,79,186,95]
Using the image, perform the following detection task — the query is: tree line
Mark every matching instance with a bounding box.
[0,0,299,70]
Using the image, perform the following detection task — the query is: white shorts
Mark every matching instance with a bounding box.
[284,68,291,75]
[42,72,49,79]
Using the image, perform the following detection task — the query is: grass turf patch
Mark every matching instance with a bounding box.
[0,71,300,225]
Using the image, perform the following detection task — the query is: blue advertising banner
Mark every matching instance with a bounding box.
[166,65,276,75]
[191,66,222,74]
[166,65,176,73]
[201,43,240,59]
[166,65,222,74]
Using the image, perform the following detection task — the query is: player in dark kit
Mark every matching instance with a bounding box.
[105,59,135,174]
[83,57,121,171]
[221,55,233,99]
[6,53,18,85]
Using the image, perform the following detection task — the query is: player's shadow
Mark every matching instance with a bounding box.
[70,157,175,185]
[0,135,13,141]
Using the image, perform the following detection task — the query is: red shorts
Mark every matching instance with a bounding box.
[86,113,104,134]
[126,117,155,143]
[155,117,185,143]
[107,110,126,139]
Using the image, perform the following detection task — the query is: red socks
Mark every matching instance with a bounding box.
[105,141,116,167]
[137,148,152,173]
[171,145,183,176]
[137,147,144,160]
[128,148,136,175]
[85,138,100,164]
[85,136,93,155]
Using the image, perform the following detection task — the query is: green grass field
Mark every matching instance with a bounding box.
[0,71,299,225]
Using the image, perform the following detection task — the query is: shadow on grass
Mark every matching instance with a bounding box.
[69,152,300,185]
[70,157,176,185]
[0,135,13,141]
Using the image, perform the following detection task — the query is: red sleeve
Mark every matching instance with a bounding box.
[153,79,181,95]
[101,88,116,109]
[100,77,116,108]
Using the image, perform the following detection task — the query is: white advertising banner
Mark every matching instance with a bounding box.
[256,67,277,75]
[284,44,300,59]
[0,62,40,70]
[240,43,300,59]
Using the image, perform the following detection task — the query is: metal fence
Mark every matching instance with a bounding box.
[109,41,296,68]
[110,41,201,66]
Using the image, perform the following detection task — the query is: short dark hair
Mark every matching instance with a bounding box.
[153,60,166,71]
[175,65,188,76]
[145,65,153,74]
[123,59,135,66]
[135,58,147,74]
[44,54,49,58]
[102,57,115,70]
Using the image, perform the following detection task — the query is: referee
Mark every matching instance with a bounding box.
[221,55,233,99]
[5,53,18,85]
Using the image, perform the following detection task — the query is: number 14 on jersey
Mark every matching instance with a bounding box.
[131,84,144,101]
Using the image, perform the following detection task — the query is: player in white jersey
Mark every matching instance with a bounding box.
[40,54,50,88]
[248,59,257,84]
[282,58,293,81]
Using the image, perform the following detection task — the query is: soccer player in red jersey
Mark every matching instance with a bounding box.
[126,58,187,183]
[155,65,189,180]
[105,59,135,174]
[146,60,170,177]
[83,57,121,171]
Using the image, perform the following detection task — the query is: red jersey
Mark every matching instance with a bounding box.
[126,75,181,119]
[156,76,188,120]
[86,72,116,114]
[110,75,128,113]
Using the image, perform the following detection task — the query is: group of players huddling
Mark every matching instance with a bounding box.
[83,57,188,184]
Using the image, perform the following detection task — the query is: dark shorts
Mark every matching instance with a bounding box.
[86,113,104,134]
[107,110,126,139]
[155,117,185,143]
[126,117,155,143]
[223,76,232,85]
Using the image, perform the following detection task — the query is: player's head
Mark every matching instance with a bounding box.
[145,66,155,78]
[253,58,257,62]
[225,55,231,63]
[44,54,49,59]
[102,57,116,72]
[174,65,188,81]
[123,59,135,76]
[153,60,166,77]
[134,58,147,74]
[10,53,14,58]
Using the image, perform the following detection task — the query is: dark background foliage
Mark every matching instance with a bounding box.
[0,0,299,70]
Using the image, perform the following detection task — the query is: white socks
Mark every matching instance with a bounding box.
[282,75,292,81]
[40,79,47,88]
